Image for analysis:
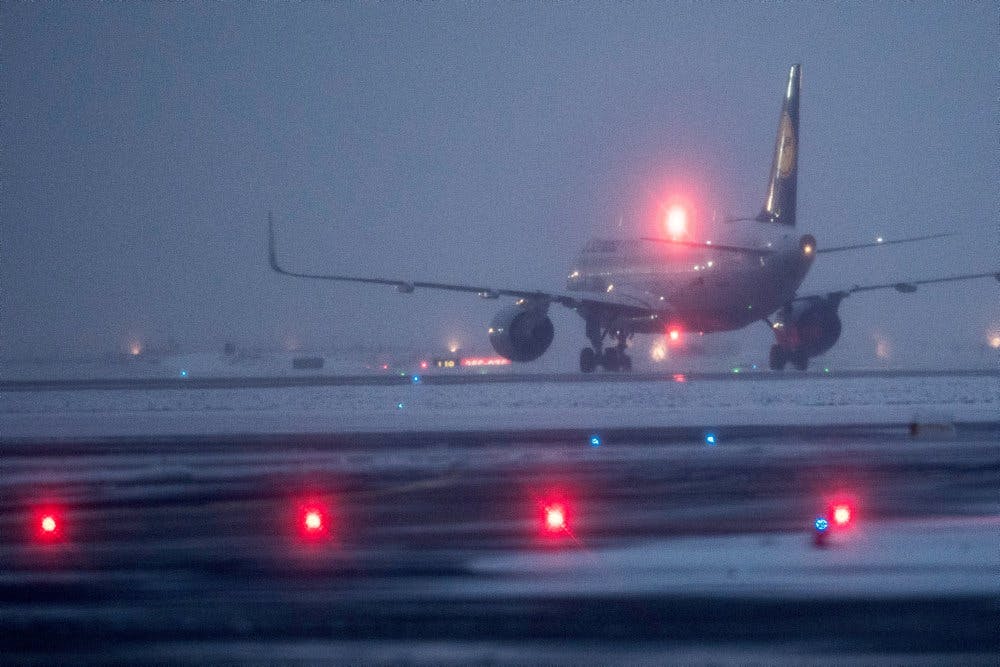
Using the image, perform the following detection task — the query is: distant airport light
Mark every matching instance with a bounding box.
[672,373,686,383]
[814,517,829,532]
[460,356,512,367]
[396,402,405,410]
[589,434,602,448]
[128,341,142,356]
[179,369,188,378]
[667,327,682,343]
[989,334,1000,350]
[704,433,717,446]
[419,360,429,370]
[411,374,422,384]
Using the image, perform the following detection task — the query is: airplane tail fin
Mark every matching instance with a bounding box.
[756,64,801,226]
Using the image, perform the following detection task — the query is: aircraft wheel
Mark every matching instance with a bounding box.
[769,345,787,371]
[602,348,621,372]
[579,347,596,373]
[791,349,809,371]
[620,353,632,371]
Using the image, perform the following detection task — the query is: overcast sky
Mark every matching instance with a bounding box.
[3,3,997,369]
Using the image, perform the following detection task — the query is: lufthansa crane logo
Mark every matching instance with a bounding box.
[777,112,796,177]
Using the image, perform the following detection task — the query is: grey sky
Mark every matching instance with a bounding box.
[3,3,997,368]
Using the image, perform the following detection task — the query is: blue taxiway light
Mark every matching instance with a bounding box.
[396,402,405,410]
[179,369,188,378]
[411,375,421,384]
[705,433,717,446]
[814,517,829,532]
[589,434,602,448]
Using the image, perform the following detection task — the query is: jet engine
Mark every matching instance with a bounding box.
[488,303,554,362]
[769,295,843,370]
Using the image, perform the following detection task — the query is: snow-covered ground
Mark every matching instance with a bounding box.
[458,516,1000,599]
[2,373,997,439]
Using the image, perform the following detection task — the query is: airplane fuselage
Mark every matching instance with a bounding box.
[566,227,815,334]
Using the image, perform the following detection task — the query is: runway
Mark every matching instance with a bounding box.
[2,421,999,663]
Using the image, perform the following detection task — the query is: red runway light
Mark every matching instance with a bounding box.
[544,504,567,532]
[296,501,331,540]
[668,328,681,342]
[303,510,323,533]
[832,504,851,526]
[34,508,64,540]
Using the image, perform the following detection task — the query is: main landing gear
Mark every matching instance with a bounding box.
[580,320,632,373]
[769,344,809,371]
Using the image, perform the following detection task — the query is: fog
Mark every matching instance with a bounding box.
[3,3,997,370]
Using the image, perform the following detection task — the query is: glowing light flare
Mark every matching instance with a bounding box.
[304,510,323,533]
[665,205,688,239]
[33,508,64,540]
[419,360,429,370]
[672,373,687,383]
[650,342,667,362]
[988,332,1000,349]
[128,341,143,356]
[296,501,332,540]
[667,327,682,343]
[545,504,567,532]
[832,504,852,526]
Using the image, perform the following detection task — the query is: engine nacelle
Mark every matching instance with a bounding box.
[773,296,843,357]
[488,304,554,362]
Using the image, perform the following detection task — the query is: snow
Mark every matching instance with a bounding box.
[2,374,997,439]
[456,516,1000,599]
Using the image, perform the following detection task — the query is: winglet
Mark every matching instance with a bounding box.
[757,64,801,226]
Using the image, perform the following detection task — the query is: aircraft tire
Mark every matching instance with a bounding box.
[621,353,632,371]
[769,345,787,371]
[791,349,809,371]
[602,349,620,372]
[579,347,596,373]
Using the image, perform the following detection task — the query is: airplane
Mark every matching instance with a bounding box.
[269,64,999,372]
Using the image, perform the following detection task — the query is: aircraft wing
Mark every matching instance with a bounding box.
[268,215,658,317]
[797,270,1000,302]
[815,232,953,254]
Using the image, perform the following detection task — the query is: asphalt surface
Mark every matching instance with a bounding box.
[2,423,999,664]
